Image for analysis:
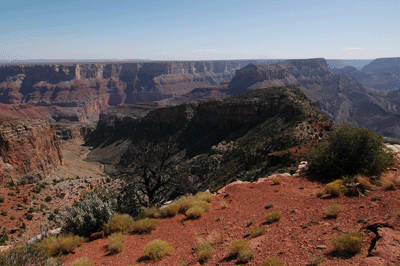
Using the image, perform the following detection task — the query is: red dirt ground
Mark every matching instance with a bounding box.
[64,173,400,266]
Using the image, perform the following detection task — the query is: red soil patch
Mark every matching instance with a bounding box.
[64,174,400,266]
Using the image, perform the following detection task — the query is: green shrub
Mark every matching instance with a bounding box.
[131,218,159,234]
[195,238,214,263]
[324,204,344,218]
[44,196,52,202]
[308,124,393,180]
[40,233,85,255]
[107,232,126,254]
[185,205,206,219]
[250,226,265,238]
[237,248,255,263]
[104,214,133,235]
[143,239,174,260]
[228,239,250,257]
[331,231,364,255]
[265,211,282,223]
[71,258,95,266]
[61,188,119,236]
[0,196,4,203]
[0,229,8,246]
[325,180,347,197]
[263,257,284,266]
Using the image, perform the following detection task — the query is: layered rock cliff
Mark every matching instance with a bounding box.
[0,61,240,122]
[227,58,400,140]
[0,118,63,185]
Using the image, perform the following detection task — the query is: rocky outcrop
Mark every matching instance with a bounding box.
[0,118,63,185]
[0,61,240,122]
[87,87,334,189]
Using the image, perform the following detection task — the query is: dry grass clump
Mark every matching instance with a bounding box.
[131,218,159,234]
[206,231,225,246]
[194,191,214,202]
[185,205,206,219]
[265,211,282,224]
[389,209,400,218]
[325,179,348,197]
[237,248,255,263]
[71,258,95,266]
[107,232,126,254]
[250,226,265,238]
[177,259,190,266]
[40,233,85,255]
[272,177,282,185]
[139,205,161,219]
[143,239,174,261]
[228,239,250,256]
[104,213,134,235]
[380,173,400,190]
[324,204,344,219]
[195,238,214,263]
[315,188,325,198]
[161,203,180,217]
[331,231,364,255]
[263,257,284,266]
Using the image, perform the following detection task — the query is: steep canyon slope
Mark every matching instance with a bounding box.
[87,87,334,190]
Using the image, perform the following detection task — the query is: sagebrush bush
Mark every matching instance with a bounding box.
[228,239,250,256]
[195,238,214,263]
[40,233,85,255]
[61,188,119,236]
[250,226,265,238]
[308,124,393,180]
[265,211,282,223]
[131,218,159,234]
[70,258,95,266]
[185,205,205,219]
[324,204,344,218]
[331,231,364,255]
[104,213,134,235]
[237,248,255,263]
[107,232,126,254]
[325,180,347,197]
[263,257,284,266]
[143,239,174,260]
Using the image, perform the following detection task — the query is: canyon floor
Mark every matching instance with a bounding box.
[64,173,400,266]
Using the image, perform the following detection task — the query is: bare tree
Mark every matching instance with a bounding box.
[118,138,189,211]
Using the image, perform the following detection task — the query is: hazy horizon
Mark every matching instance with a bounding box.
[1,0,398,61]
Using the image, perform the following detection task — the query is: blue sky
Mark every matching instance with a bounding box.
[0,0,398,60]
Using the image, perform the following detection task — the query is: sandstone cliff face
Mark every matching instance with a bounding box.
[0,118,63,185]
[0,61,239,122]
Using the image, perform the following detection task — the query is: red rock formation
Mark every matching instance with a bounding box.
[0,118,63,185]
